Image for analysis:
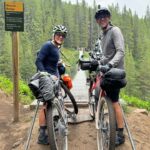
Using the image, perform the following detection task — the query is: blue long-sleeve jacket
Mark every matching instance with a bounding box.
[35,41,60,76]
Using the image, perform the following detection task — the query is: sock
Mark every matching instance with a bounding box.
[118,128,123,132]
[39,126,47,136]
[117,128,124,137]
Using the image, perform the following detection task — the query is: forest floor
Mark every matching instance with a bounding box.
[0,90,150,150]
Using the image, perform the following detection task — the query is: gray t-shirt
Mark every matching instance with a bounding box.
[100,25,125,69]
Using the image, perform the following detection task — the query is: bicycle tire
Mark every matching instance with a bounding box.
[61,82,78,114]
[97,96,116,150]
[88,89,95,119]
[46,103,68,150]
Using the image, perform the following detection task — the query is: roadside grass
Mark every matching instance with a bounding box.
[121,92,150,111]
[0,75,34,104]
[1,74,150,110]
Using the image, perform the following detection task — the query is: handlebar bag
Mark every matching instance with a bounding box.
[80,62,91,70]
[80,61,98,71]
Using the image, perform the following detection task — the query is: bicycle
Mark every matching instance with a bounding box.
[79,58,127,150]
[26,72,78,150]
[80,46,102,119]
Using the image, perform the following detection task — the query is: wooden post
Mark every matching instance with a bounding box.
[12,32,19,122]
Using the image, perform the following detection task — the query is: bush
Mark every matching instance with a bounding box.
[121,92,150,111]
[0,76,13,94]
[0,75,34,104]
[19,80,34,104]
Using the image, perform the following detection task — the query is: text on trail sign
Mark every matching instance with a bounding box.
[4,2,24,32]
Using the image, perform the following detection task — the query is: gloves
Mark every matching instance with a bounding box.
[100,64,112,73]
[91,60,99,66]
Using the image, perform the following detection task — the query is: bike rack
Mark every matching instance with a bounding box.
[24,100,40,150]
[120,104,136,150]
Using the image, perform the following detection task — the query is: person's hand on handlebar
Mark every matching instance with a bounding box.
[99,63,112,73]
[91,60,99,66]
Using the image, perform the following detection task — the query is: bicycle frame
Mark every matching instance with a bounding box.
[88,71,103,106]
[89,71,106,129]
[89,72,100,93]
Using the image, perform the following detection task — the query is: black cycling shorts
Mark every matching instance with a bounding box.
[105,88,120,103]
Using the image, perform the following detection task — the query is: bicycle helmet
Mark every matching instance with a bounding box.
[95,7,111,20]
[53,25,68,37]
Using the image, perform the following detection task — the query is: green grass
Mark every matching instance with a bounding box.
[120,92,150,111]
[0,76,13,93]
[19,80,34,104]
[1,72,150,110]
[0,75,34,104]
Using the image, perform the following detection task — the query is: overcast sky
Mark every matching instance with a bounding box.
[62,0,150,17]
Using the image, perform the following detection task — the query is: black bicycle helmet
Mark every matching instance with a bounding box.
[95,7,111,20]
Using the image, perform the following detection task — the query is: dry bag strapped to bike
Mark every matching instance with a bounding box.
[100,68,127,90]
[62,74,73,89]
[80,60,98,71]
[28,72,55,101]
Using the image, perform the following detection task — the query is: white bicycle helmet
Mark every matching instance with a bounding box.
[53,25,68,37]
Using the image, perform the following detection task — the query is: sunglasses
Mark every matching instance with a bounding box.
[97,14,109,20]
[55,32,66,38]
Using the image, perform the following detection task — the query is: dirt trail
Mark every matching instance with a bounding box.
[0,90,150,150]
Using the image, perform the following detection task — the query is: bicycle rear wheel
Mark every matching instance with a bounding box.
[46,103,68,150]
[61,83,78,114]
[97,96,116,150]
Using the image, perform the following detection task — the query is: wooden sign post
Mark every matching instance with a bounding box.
[4,2,24,122]
[12,32,19,122]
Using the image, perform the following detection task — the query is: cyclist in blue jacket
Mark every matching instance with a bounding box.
[35,25,67,145]
[95,8,125,146]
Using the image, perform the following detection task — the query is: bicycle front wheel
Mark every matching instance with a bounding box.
[97,96,116,150]
[46,103,68,150]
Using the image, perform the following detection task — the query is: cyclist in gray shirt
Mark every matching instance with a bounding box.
[95,7,125,146]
